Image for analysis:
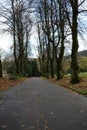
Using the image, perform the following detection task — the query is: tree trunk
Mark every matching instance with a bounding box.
[56,38,64,80]
[50,58,54,78]
[46,45,50,79]
[42,55,46,76]
[71,3,80,84]
[0,59,2,78]
[56,0,65,80]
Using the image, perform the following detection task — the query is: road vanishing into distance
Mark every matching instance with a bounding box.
[0,77,87,130]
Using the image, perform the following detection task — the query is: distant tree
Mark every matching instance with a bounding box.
[37,23,46,76]
[25,59,40,77]
[0,0,33,76]
[0,48,4,78]
[0,59,2,78]
[36,0,68,79]
[10,0,33,75]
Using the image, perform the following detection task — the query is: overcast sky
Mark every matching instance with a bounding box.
[0,0,87,56]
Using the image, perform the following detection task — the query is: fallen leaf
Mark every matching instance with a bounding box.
[49,96,52,99]
[50,112,54,115]
[1,125,7,128]
[21,124,25,127]
[44,124,49,129]
[80,110,84,113]
[27,126,35,129]
[39,113,45,118]
[14,113,19,117]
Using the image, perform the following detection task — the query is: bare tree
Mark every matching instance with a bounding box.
[0,0,33,76]
[36,0,69,79]
[65,0,87,83]
[37,22,46,76]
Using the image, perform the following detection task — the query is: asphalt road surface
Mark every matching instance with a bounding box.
[0,77,87,130]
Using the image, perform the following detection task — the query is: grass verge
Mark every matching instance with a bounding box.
[48,72,87,95]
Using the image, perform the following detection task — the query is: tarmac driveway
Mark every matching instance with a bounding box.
[0,77,87,130]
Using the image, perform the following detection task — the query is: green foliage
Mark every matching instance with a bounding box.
[64,74,71,78]
[7,62,16,75]
[70,86,87,95]
[63,56,87,77]
[78,56,87,72]
[79,72,87,78]
[3,57,40,78]
[9,73,18,80]
[62,59,71,74]
[25,59,40,77]
[65,72,87,79]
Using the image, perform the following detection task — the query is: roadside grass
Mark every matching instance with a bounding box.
[49,72,87,95]
[79,72,87,78]
[64,72,87,79]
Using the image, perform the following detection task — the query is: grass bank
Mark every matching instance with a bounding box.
[49,72,87,95]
